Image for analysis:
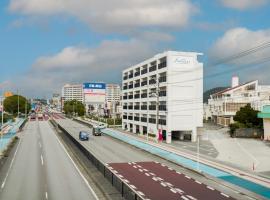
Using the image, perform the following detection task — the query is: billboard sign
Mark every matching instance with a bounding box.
[83,83,106,103]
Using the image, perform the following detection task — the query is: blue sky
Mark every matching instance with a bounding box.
[1,0,270,97]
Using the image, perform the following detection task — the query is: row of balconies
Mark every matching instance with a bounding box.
[122,116,167,125]
[123,105,167,111]
[123,61,167,81]
[123,91,167,100]
[123,76,167,90]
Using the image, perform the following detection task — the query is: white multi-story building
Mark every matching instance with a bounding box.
[106,84,121,117]
[208,76,270,126]
[61,84,83,103]
[122,51,203,143]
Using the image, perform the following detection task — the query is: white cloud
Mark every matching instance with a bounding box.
[209,27,270,65]
[11,39,161,97]
[9,0,196,32]
[221,0,267,10]
[208,27,270,86]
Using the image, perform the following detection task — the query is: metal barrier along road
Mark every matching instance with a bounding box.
[54,121,145,200]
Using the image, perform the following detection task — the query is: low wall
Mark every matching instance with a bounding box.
[234,128,263,138]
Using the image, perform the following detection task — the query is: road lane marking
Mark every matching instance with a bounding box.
[207,186,214,190]
[39,142,42,148]
[54,132,99,200]
[41,155,44,166]
[45,191,48,199]
[1,139,21,189]
[221,193,230,198]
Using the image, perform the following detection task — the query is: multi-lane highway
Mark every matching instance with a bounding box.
[56,118,254,200]
[0,120,97,200]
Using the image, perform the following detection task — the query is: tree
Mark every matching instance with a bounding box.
[233,104,263,128]
[3,95,31,116]
[64,100,85,116]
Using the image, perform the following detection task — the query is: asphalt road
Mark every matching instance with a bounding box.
[0,120,97,200]
[56,118,255,200]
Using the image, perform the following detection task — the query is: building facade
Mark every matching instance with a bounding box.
[61,84,84,103]
[122,51,203,143]
[105,84,121,117]
[208,77,270,126]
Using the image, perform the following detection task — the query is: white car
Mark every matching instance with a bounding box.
[97,123,107,129]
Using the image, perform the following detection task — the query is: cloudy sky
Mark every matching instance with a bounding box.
[1,0,270,97]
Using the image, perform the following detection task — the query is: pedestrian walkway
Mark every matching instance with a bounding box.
[0,118,25,153]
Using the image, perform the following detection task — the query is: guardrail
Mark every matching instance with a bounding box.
[51,119,145,200]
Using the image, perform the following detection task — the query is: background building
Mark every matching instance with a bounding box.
[4,91,13,98]
[51,93,61,110]
[61,84,83,103]
[208,76,270,126]
[83,82,106,116]
[122,51,203,143]
[105,84,121,117]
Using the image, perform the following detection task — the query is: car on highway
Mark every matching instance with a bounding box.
[79,131,89,141]
[97,123,107,129]
[93,127,102,136]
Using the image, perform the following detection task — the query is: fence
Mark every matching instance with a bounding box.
[52,119,144,200]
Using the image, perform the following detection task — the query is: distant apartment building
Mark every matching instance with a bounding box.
[122,51,203,143]
[208,76,270,126]
[105,84,121,117]
[61,84,83,103]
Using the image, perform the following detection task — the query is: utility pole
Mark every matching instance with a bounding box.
[17,89,20,118]
[156,74,160,142]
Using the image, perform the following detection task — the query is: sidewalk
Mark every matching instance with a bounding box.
[75,117,270,199]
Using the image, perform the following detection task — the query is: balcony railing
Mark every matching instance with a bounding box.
[149,65,157,72]
[158,61,167,69]
[128,106,133,110]
[128,84,133,89]
[159,91,167,97]
[134,94,140,99]
[134,117,140,121]
[141,105,147,110]
[141,69,147,75]
[123,115,127,119]
[149,118,156,124]
[128,95,133,99]
[123,96,128,100]
[128,116,133,120]
[123,76,128,80]
[134,71,140,77]
[159,105,167,111]
[141,93,147,98]
[123,86,128,90]
[159,119,166,125]
[141,117,147,122]
[149,105,156,110]
[123,106,127,110]
[159,76,167,83]
[141,81,147,86]
[134,83,140,88]
[129,74,134,79]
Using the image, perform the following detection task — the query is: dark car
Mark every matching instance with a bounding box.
[79,131,89,141]
[93,127,102,136]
